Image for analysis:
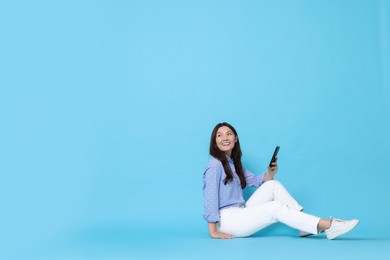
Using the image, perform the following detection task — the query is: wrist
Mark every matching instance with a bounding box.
[210,231,219,237]
[264,172,273,181]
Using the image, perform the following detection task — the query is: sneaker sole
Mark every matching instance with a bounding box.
[327,220,360,240]
[299,231,313,237]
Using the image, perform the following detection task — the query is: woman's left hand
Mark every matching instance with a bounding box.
[265,157,278,181]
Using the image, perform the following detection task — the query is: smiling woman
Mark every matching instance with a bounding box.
[202,122,360,239]
[210,123,245,188]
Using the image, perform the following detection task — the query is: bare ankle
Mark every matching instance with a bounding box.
[318,219,332,231]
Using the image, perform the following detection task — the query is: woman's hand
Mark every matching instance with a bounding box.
[264,157,278,181]
[208,222,234,239]
[210,231,234,239]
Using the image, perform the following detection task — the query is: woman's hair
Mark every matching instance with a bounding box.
[209,122,246,189]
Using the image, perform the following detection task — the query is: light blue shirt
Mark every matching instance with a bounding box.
[203,156,265,223]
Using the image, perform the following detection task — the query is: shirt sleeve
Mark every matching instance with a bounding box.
[244,168,264,188]
[203,165,222,223]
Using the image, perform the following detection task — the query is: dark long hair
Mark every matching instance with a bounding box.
[209,122,246,189]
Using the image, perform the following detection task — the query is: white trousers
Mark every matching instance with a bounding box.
[218,180,320,237]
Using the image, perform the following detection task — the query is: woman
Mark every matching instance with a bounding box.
[203,122,359,239]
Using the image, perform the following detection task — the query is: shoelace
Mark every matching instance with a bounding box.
[330,217,345,227]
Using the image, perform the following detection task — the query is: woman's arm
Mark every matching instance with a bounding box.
[208,222,233,239]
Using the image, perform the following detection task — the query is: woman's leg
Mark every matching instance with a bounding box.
[219,201,320,238]
[245,180,302,211]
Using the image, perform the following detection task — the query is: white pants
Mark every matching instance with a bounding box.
[218,180,320,237]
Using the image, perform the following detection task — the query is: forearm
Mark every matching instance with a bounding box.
[208,222,218,236]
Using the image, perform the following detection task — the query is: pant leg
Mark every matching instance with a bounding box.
[219,201,320,238]
[245,180,302,211]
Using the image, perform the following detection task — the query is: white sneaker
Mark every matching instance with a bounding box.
[299,229,323,237]
[299,230,313,237]
[325,219,359,240]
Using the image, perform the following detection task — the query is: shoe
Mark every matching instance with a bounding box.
[325,219,359,240]
[299,230,313,237]
[299,229,323,237]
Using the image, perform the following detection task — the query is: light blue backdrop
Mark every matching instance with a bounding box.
[1,0,389,259]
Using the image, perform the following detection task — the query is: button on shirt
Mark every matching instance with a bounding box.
[203,156,265,223]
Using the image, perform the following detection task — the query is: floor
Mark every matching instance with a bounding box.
[22,224,390,260]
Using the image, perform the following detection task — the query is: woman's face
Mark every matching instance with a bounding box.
[215,126,237,156]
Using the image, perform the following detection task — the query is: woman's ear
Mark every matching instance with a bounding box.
[235,136,238,143]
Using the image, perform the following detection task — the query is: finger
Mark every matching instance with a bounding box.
[223,233,233,239]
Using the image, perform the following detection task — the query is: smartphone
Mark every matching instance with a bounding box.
[269,146,280,167]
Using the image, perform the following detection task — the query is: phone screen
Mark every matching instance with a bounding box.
[269,146,280,167]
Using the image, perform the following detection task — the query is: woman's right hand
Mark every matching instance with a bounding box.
[210,231,234,239]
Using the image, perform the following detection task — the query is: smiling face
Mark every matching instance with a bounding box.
[215,126,237,157]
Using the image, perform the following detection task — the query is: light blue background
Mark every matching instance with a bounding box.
[1,0,390,259]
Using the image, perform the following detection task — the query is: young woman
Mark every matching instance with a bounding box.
[203,122,359,239]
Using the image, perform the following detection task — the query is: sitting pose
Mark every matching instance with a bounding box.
[203,122,359,239]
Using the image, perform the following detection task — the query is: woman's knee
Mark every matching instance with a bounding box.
[269,179,282,186]
[262,179,281,189]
